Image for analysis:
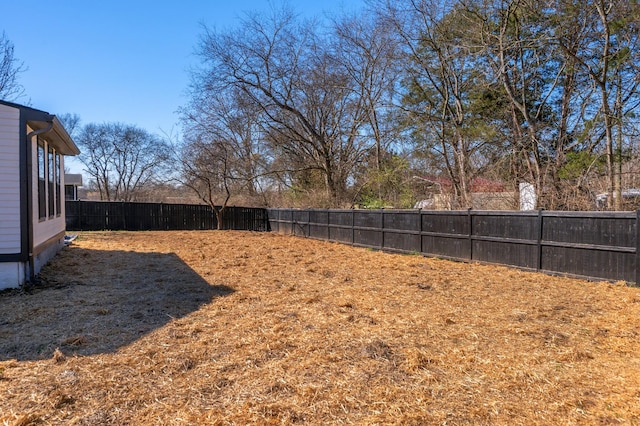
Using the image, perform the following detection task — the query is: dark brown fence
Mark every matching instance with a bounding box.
[66,201,270,232]
[267,208,640,285]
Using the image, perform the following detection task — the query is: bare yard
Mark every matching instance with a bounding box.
[1,231,639,425]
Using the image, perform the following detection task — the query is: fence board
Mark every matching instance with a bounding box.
[473,239,537,269]
[354,229,381,248]
[473,213,538,240]
[384,230,421,253]
[327,211,353,243]
[541,245,634,282]
[309,210,329,240]
[384,211,420,231]
[354,210,383,229]
[422,234,470,260]
[542,214,635,247]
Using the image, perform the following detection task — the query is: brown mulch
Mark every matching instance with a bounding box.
[1,230,639,425]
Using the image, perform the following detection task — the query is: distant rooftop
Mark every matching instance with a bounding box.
[64,173,83,186]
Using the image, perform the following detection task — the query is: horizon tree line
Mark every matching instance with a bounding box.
[180,0,640,211]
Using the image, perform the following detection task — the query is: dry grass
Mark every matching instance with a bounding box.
[1,230,639,425]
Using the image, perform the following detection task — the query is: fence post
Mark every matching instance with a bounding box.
[159,203,163,230]
[418,209,423,254]
[121,201,126,230]
[351,209,355,245]
[468,208,473,261]
[636,210,640,286]
[324,209,329,240]
[78,200,84,231]
[537,209,544,272]
[380,209,385,249]
[104,203,108,230]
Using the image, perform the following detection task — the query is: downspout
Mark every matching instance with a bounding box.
[25,121,54,283]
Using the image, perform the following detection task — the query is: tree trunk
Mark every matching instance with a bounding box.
[213,206,225,230]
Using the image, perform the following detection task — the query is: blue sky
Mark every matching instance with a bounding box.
[1,1,365,172]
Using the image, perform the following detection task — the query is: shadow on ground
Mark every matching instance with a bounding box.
[0,247,233,361]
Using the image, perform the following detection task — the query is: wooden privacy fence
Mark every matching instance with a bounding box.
[66,201,270,232]
[267,208,640,285]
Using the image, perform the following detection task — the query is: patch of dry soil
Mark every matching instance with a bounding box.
[1,231,639,425]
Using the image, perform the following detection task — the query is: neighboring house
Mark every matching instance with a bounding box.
[64,173,83,201]
[0,100,80,289]
[595,189,640,211]
[413,176,517,210]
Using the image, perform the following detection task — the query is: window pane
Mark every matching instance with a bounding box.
[65,184,75,200]
[48,146,54,218]
[38,140,46,219]
[55,153,61,215]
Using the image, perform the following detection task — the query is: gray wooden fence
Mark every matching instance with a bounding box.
[66,201,270,232]
[267,208,640,285]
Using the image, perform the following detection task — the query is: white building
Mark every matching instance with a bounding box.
[0,100,80,289]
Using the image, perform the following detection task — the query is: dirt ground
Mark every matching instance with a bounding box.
[1,230,639,425]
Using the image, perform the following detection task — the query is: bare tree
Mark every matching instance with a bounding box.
[0,32,26,101]
[56,113,82,139]
[557,0,640,210]
[178,134,233,230]
[179,87,268,228]
[333,11,400,171]
[332,10,407,206]
[76,123,171,201]
[193,6,375,206]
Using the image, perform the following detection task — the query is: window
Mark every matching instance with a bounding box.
[55,153,61,216]
[37,138,62,219]
[48,146,55,218]
[37,139,46,219]
[65,184,76,201]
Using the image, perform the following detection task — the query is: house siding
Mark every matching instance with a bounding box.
[0,262,25,289]
[0,104,21,255]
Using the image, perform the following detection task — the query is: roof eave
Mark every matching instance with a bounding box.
[26,115,80,156]
[0,100,81,156]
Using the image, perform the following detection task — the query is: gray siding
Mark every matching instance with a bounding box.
[0,104,21,254]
